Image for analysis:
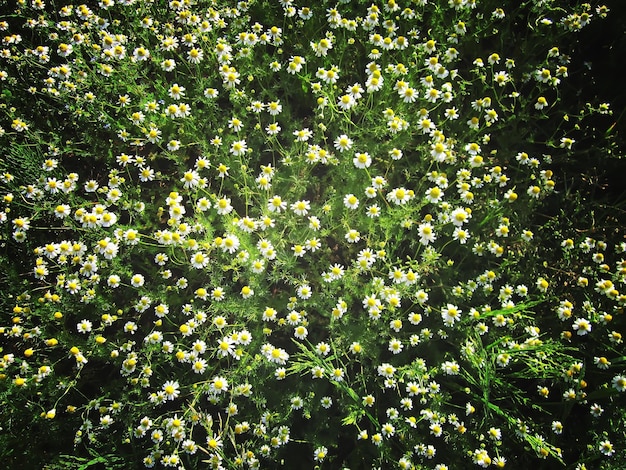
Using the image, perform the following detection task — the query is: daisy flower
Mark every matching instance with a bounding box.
[293,128,312,141]
[387,187,411,205]
[573,318,592,335]
[343,194,359,209]
[268,195,287,213]
[441,303,462,326]
[210,376,229,394]
[425,186,444,203]
[353,152,371,168]
[418,222,436,245]
[76,319,92,334]
[163,380,180,400]
[612,375,626,392]
[291,200,310,216]
[334,134,353,152]
[230,140,247,156]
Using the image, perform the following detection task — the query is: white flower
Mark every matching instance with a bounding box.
[612,375,626,392]
[337,93,356,110]
[418,222,436,245]
[560,137,575,149]
[353,152,371,168]
[345,229,360,243]
[210,376,228,394]
[230,140,247,156]
[313,446,328,462]
[599,439,615,456]
[441,303,462,326]
[100,415,113,427]
[430,142,447,161]
[215,197,233,215]
[425,186,443,203]
[343,194,359,209]
[181,170,200,188]
[453,227,470,244]
[131,273,145,287]
[162,380,180,400]
[267,195,286,213]
[297,284,312,299]
[334,134,353,152]
[387,187,411,205]
[366,204,381,218]
[191,252,209,269]
[222,234,240,254]
[293,128,312,141]
[291,200,310,216]
[77,319,92,334]
[388,338,403,354]
[572,318,592,335]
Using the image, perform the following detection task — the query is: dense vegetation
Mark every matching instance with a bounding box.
[1,0,625,468]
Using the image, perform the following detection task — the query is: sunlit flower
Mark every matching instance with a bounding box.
[287,55,305,74]
[343,194,359,209]
[572,318,592,335]
[313,446,328,462]
[612,375,626,392]
[268,195,287,213]
[387,187,411,205]
[353,152,371,168]
[230,140,247,156]
[418,222,436,245]
[162,380,180,400]
[334,134,353,152]
[215,197,233,215]
[297,284,312,299]
[217,337,235,357]
[291,199,310,216]
[210,376,229,394]
[76,319,92,334]
[441,303,462,326]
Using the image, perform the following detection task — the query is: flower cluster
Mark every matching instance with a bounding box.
[0,0,622,469]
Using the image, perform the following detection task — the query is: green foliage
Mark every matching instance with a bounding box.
[0,0,625,469]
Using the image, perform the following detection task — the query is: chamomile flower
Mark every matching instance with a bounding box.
[291,200,310,216]
[230,140,247,156]
[343,194,359,209]
[313,446,328,462]
[76,319,92,334]
[353,152,372,168]
[293,128,312,142]
[418,222,436,245]
[345,229,360,243]
[425,186,444,203]
[294,325,308,339]
[265,122,281,135]
[162,380,180,400]
[387,187,411,205]
[287,55,305,74]
[337,93,356,110]
[210,376,229,394]
[366,204,381,218]
[217,336,235,357]
[573,318,592,335]
[297,284,312,299]
[441,303,462,326]
[334,134,353,152]
[611,375,626,392]
[599,440,615,456]
[268,195,287,213]
[388,338,403,354]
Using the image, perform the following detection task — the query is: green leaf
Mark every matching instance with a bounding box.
[77,457,107,470]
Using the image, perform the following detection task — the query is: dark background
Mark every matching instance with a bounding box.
[574,0,626,202]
